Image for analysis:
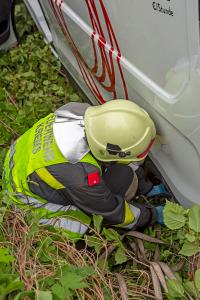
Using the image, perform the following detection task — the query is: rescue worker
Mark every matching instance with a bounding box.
[3,100,167,239]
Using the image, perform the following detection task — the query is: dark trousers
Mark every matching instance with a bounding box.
[102,164,153,198]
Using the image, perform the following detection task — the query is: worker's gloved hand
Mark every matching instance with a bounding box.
[147,183,170,197]
[155,205,165,225]
[130,203,165,229]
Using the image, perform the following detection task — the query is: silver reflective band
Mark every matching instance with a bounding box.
[18,194,89,235]
[40,217,88,235]
[9,141,16,192]
[123,204,141,230]
[53,104,90,164]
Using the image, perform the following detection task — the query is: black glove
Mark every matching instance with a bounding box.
[132,203,157,229]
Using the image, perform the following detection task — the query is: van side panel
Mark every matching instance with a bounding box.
[39,0,200,207]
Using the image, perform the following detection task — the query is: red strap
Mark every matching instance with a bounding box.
[137,139,155,159]
[87,172,100,187]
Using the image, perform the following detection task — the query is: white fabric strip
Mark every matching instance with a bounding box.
[18,194,89,234]
[123,204,141,230]
[53,104,90,164]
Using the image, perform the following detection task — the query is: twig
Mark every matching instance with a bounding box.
[154,229,161,261]
[98,244,116,261]
[151,262,168,293]
[150,265,163,300]
[4,88,19,111]
[126,248,150,268]
[171,259,185,272]
[0,143,9,148]
[128,290,158,300]
[122,230,166,245]
[158,262,176,280]
[185,291,195,300]
[116,273,129,300]
[136,239,148,263]
[0,118,19,136]
[129,241,137,254]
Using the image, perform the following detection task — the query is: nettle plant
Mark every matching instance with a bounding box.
[164,201,200,257]
[163,201,200,299]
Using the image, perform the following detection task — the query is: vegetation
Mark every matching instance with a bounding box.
[0,2,200,299]
[0,2,81,178]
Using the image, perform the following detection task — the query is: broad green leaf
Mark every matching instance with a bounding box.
[27,82,34,91]
[115,247,128,265]
[0,277,23,299]
[195,269,200,291]
[97,258,109,270]
[93,214,103,233]
[4,280,23,296]
[53,265,94,297]
[0,88,6,101]
[35,291,53,300]
[14,291,35,300]
[0,248,15,263]
[179,241,199,256]
[166,279,185,298]
[60,273,88,290]
[52,283,69,300]
[43,80,50,85]
[183,280,198,298]
[85,235,102,255]
[22,71,35,78]
[61,265,94,278]
[103,285,113,300]
[102,228,120,242]
[69,93,80,102]
[185,233,196,243]
[51,84,60,91]
[163,201,186,230]
[189,205,200,233]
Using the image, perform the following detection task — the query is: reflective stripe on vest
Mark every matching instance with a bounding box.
[124,202,135,225]
[17,194,90,240]
[35,167,65,190]
[115,202,140,230]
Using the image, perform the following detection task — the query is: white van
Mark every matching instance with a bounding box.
[1,0,200,207]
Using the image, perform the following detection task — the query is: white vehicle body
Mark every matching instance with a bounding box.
[2,0,200,207]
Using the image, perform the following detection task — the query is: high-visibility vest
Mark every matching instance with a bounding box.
[3,113,101,239]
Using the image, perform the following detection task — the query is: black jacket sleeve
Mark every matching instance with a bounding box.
[49,162,127,225]
[29,162,126,225]
[61,178,126,225]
